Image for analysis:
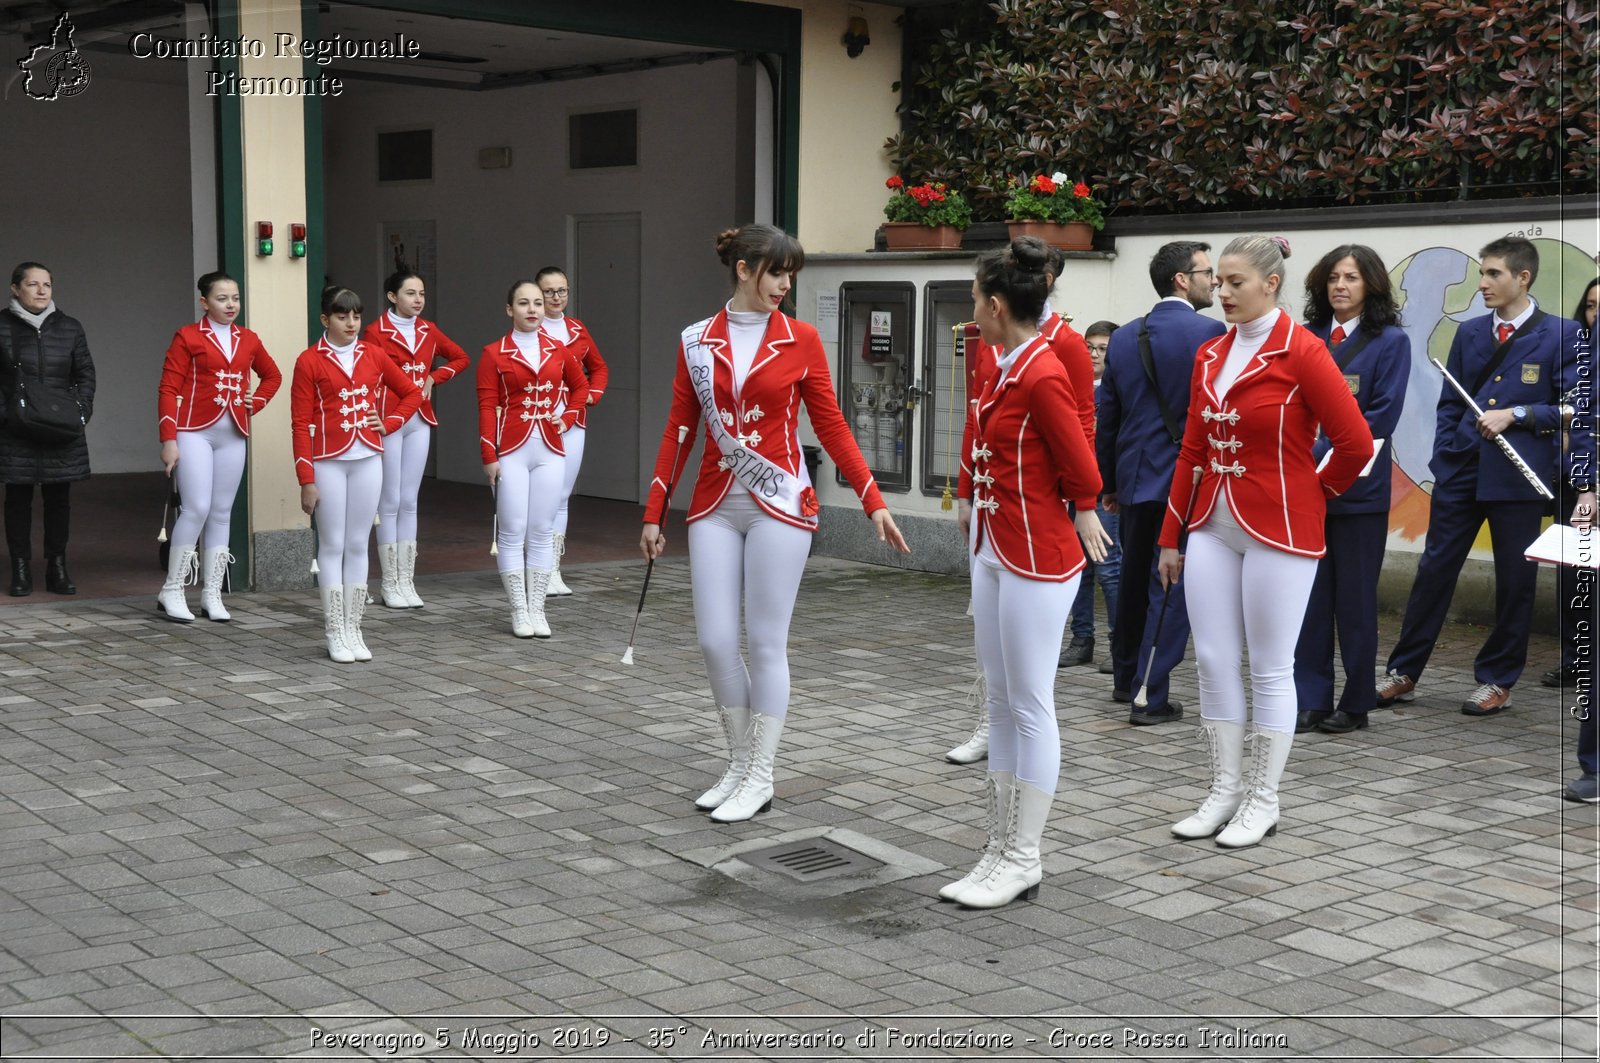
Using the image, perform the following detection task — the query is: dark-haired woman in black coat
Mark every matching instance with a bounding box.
[0,262,96,596]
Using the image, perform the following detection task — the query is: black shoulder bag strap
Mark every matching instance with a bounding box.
[1331,329,1374,373]
[1468,308,1546,397]
[1137,317,1183,445]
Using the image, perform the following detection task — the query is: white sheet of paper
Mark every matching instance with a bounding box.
[1316,438,1384,477]
[815,291,839,342]
[1525,523,1600,568]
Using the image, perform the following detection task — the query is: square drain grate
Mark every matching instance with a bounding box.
[742,837,883,882]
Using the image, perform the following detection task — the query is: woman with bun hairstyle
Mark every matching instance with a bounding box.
[1292,245,1409,736]
[291,286,421,663]
[942,236,1101,909]
[156,271,281,622]
[362,270,469,610]
[478,280,588,638]
[641,224,909,824]
[536,266,608,597]
[1159,236,1372,848]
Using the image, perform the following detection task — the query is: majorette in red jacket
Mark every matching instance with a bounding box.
[965,312,1097,509]
[1160,312,1373,557]
[290,338,422,485]
[476,331,590,465]
[158,318,281,441]
[958,334,1102,581]
[360,314,469,427]
[545,316,609,431]
[646,309,885,531]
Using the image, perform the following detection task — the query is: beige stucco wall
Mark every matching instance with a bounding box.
[773,0,902,252]
[237,1,312,554]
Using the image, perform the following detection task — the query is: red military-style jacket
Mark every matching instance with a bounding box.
[1160,312,1373,557]
[545,315,610,431]
[158,318,281,441]
[476,331,589,465]
[958,334,1102,581]
[360,314,469,427]
[646,309,884,531]
[965,313,1097,509]
[290,338,422,485]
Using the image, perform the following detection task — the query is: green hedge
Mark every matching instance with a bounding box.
[887,0,1597,218]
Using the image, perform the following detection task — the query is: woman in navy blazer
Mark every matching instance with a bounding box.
[1292,246,1409,735]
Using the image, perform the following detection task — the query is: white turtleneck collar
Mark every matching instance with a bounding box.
[1215,308,1281,398]
[511,327,544,356]
[542,314,571,345]
[206,316,236,361]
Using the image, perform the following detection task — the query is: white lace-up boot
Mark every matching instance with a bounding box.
[938,771,1013,900]
[398,540,424,608]
[709,713,785,823]
[1171,719,1246,839]
[199,547,234,622]
[321,584,354,663]
[1216,724,1294,849]
[694,705,754,810]
[157,544,198,623]
[343,584,372,662]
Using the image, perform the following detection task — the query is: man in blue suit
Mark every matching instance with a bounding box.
[1379,237,1595,717]
[1098,241,1226,725]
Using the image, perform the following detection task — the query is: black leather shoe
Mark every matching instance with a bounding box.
[1129,700,1184,726]
[44,556,74,595]
[1112,687,1131,704]
[1098,659,1114,675]
[1059,635,1094,668]
[1318,710,1369,733]
[1295,709,1332,734]
[1543,665,1575,688]
[8,557,31,597]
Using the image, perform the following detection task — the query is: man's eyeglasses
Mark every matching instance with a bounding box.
[1183,268,1215,280]
[1087,343,1110,355]
[540,287,569,298]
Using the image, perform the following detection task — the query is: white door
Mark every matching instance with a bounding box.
[571,213,641,502]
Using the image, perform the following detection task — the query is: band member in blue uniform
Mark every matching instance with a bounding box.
[1293,246,1409,734]
[1097,241,1225,724]
[1378,238,1595,717]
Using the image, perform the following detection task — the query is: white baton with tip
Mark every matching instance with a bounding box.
[1431,357,1554,501]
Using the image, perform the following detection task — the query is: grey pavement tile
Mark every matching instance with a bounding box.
[0,562,1588,1058]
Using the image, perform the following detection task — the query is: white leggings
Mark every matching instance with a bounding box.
[495,436,564,573]
[314,455,382,587]
[1183,519,1319,735]
[171,418,247,551]
[377,412,430,545]
[687,490,813,719]
[554,425,585,536]
[971,557,1077,793]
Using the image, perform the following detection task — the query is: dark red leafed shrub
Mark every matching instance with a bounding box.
[886,0,1597,218]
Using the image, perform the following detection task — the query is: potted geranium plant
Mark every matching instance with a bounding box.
[881,176,973,251]
[1003,172,1105,251]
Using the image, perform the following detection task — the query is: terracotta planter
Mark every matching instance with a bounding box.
[1005,220,1095,251]
[882,222,964,251]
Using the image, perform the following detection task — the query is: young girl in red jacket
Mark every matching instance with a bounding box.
[1158,236,1372,848]
[942,237,1102,909]
[478,280,588,639]
[292,286,422,663]
[640,224,910,824]
[536,266,608,597]
[362,270,468,610]
[156,271,281,622]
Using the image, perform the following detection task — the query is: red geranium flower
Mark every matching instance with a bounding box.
[1031,174,1057,194]
[1073,182,1092,198]
[886,175,904,189]
[800,487,819,518]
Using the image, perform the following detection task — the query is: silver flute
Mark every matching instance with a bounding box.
[1431,357,1554,501]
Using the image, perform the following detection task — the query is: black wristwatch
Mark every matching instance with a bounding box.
[1513,405,1528,425]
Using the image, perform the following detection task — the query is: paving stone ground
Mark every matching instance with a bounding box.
[0,557,1595,1061]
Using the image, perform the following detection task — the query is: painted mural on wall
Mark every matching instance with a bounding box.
[1386,237,1596,550]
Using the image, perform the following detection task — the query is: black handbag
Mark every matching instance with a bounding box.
[7,362,85,445]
